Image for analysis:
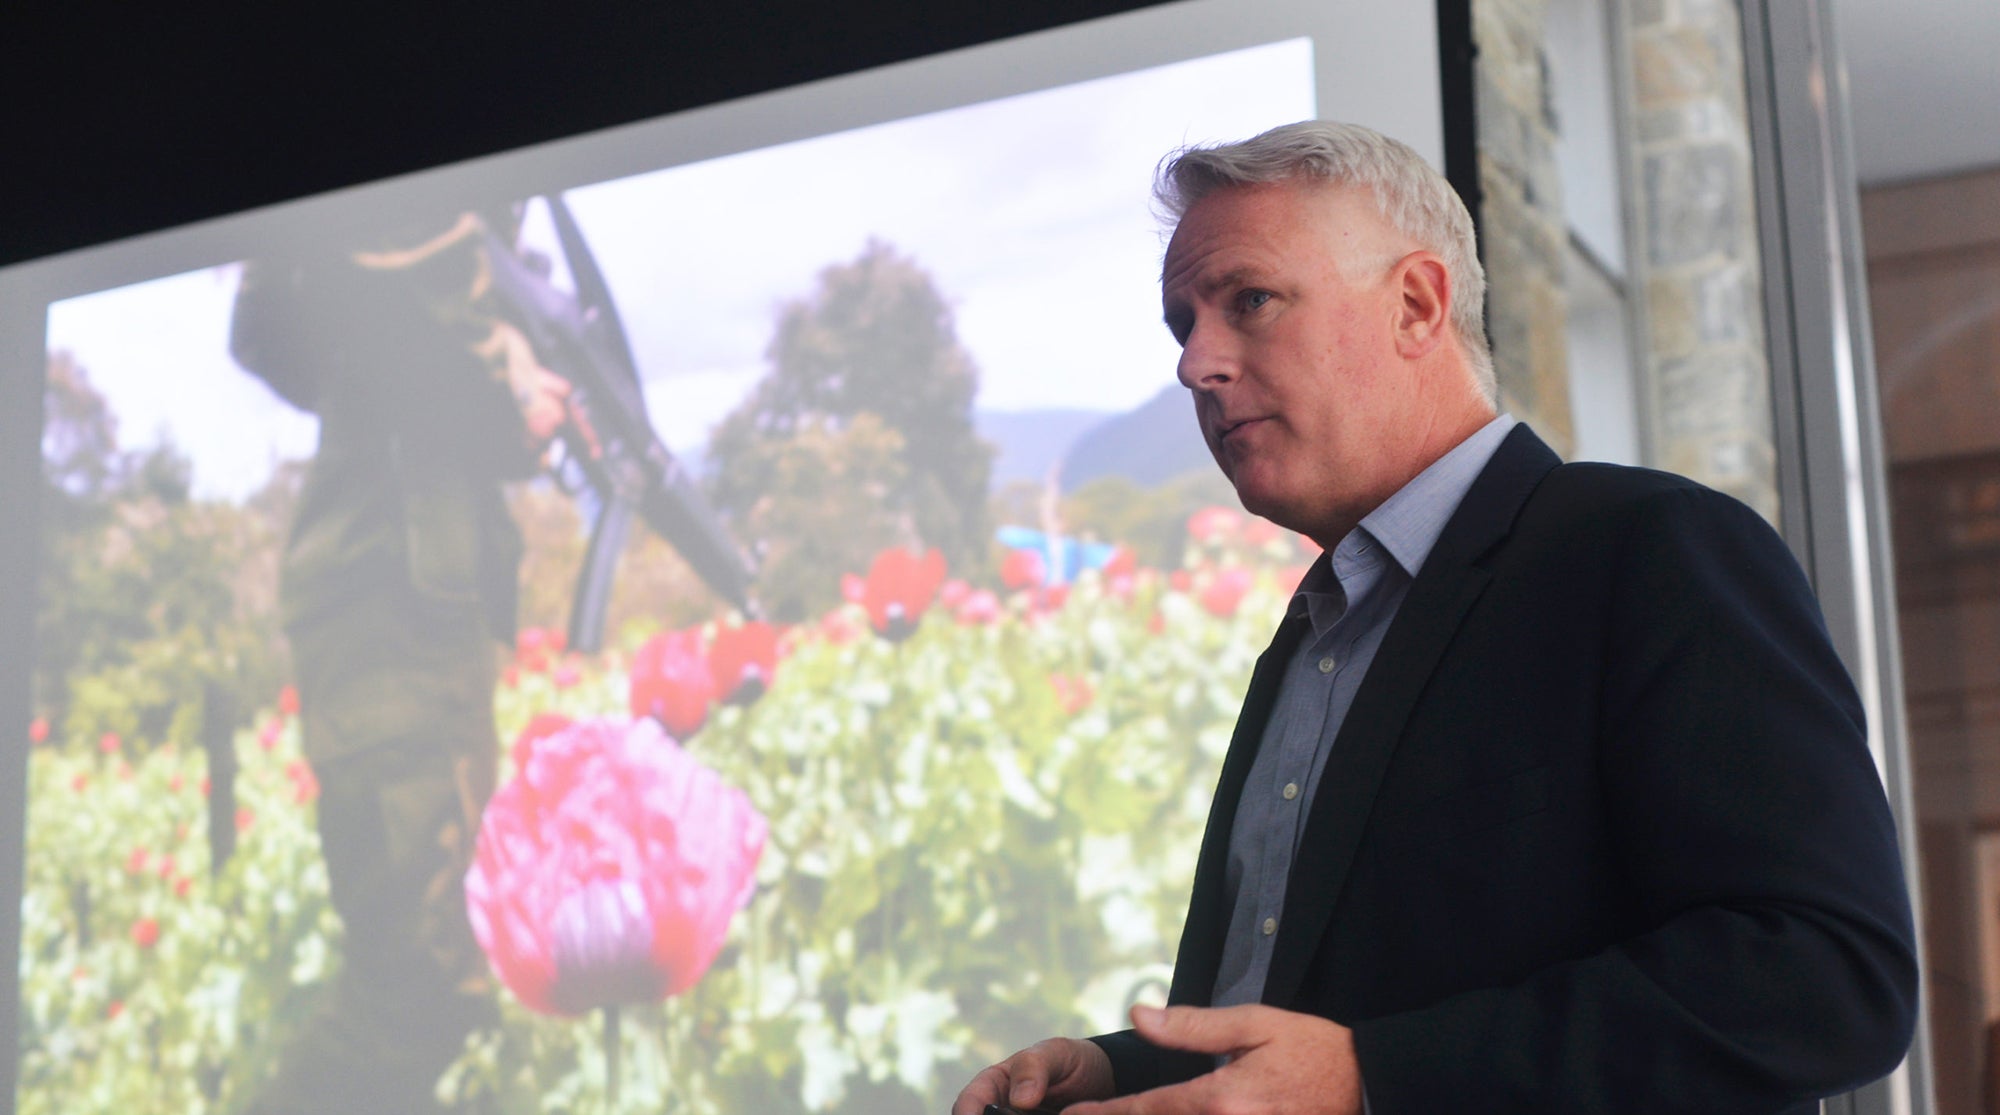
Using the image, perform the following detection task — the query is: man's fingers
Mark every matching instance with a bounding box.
[1066,1076,1211,1115]
[949,1063,1017,1115]
[1128,1003,1272,1056]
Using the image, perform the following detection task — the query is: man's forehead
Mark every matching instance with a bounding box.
[1161,179,1402,287]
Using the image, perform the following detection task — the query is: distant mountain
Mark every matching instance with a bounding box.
[976,407,1111,487]
[1059,385,1210,492]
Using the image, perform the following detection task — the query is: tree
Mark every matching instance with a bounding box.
[35,353,290,752]
[707,240,994,616]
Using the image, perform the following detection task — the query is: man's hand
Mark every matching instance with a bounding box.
[1065,1005,1362,1115]
[951,1036,1117,1115]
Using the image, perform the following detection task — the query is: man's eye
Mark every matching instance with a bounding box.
[1237,290,1273,312]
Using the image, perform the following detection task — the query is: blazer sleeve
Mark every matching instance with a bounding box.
[1350,485,1918,1112]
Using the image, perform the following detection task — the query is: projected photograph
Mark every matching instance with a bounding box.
[22,40,1318,1115]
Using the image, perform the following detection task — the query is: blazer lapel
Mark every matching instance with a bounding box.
[1167,606,1309,1006]
[1262,424,1563,1005]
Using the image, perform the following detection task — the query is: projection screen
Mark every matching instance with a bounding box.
[0,1,1446,1111]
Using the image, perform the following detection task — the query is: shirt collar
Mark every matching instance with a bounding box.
[1287,414,1518,629]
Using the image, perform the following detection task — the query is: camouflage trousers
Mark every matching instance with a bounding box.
[247,587,502,1115]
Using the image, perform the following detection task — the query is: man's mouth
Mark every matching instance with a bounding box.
[1219,417,1265,443]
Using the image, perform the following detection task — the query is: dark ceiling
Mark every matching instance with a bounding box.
[1,1,1167,268]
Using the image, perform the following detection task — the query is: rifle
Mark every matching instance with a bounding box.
[480,196,757,651]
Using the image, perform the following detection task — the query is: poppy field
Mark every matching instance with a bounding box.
[19,509,1314,1114]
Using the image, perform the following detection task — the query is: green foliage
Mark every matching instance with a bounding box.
[35,354,291,754]
[21,534,1313,1113]
[708,242,997,618]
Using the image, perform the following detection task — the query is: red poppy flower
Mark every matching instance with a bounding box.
[106,1000,124,1020]
[174,876,193,900]
[98,732,121,755]
[503,665,521,690]
[236,806,255,833]
[708,622,779,706]
[862,547,947,642]
[156,853,176,880]
[278,684,300,717]
[1000,548,1047,592]
[629,630,714,740]
[1199,567,1255,619]
[199,777,211,798]
[131,918,160,949]
[940,579,970,608]
[72,773,88,794]
[126,846,150,876]
[1169,569,1193,593]
[820,608,861,646]
[286,760,320,805]
[1244,516,1285,547]
[1187,506,1244,544]
[28,717,48,744]
[955,589,1000,626]
[517,627,556,674]
[1037,583,1071,613]
[552,664,581,690]
[1050,673,1094,715]
[1102,546,1138,580]
[464,717,767,1016]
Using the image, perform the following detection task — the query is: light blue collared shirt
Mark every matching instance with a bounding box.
[1210,414,1518,1009]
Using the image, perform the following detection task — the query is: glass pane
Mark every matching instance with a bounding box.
[1866,167,2000,1115]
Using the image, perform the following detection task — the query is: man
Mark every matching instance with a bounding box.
[952,121,1917,1113]
[230,209,570,1113]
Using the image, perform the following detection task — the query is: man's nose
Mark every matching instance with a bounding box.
[1176,326,1237,391]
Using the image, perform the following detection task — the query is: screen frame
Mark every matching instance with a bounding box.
[0,2,1474,1108]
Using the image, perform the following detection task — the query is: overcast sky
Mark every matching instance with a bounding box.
[45,38,1315,503]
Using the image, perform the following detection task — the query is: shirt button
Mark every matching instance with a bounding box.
[1318,656,1337,674]
[1262,917,1278,935]
[1282,782,1299,800]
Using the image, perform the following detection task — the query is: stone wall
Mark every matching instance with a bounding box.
[1473,0,1780,522]
[1474,0,1577,458]
[1628,0,1777,520]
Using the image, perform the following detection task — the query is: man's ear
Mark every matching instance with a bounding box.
[1392,251,1452,359]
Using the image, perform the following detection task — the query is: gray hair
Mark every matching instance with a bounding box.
[1156,121,1495,403]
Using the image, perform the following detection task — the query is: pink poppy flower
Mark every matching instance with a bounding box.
[629,630,714,740]
[862,547,947,642]
[28,717,48,744]
[709,622,779,706]
[840,573,867,604]
[98,732,121,756]
[277,684,300,717]
[1199,567,1256,619]
[955,589,1001,626]
[513,712,576,772]
[464,717,766,1015]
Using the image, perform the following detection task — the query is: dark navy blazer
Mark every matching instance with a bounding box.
[1092,424,1917,1114]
